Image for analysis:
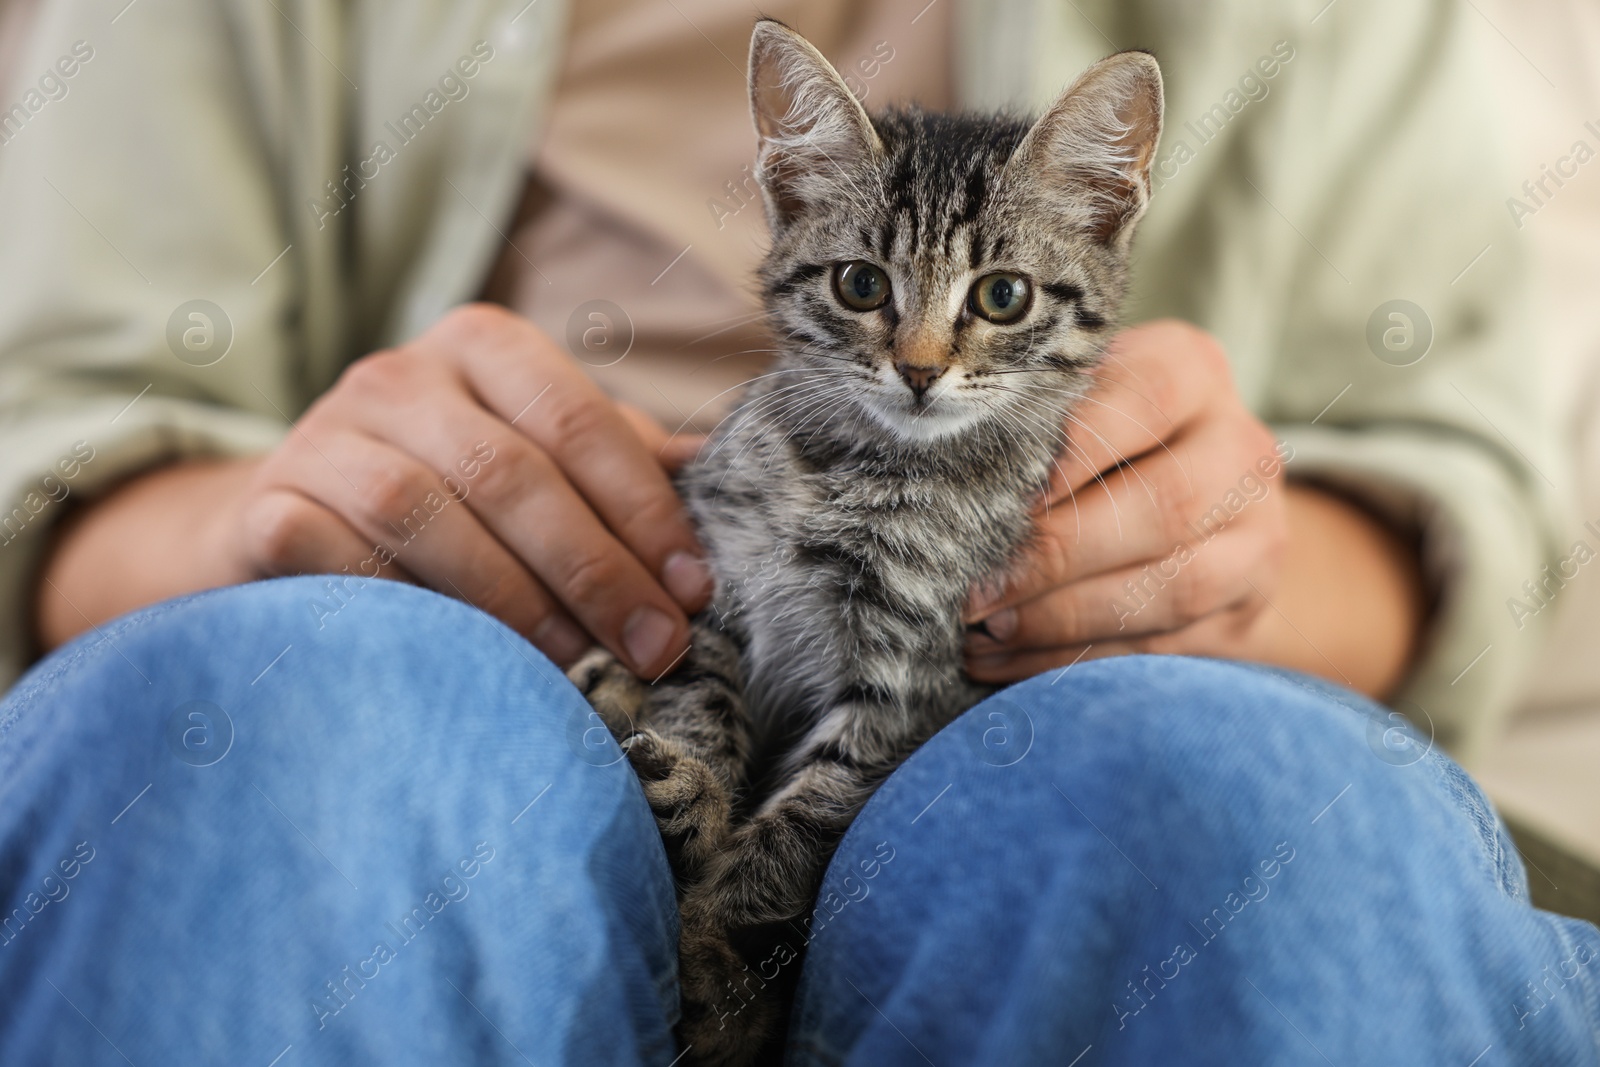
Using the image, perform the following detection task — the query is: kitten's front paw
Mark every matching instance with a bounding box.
[623,730,733,877]
[567,647,645,735]
[676,911,777,1067]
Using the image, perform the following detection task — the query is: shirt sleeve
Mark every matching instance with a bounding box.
[0,0,306,689]
[1250,0,1571,763]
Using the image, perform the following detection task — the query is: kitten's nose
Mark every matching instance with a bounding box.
[895,361,947,397]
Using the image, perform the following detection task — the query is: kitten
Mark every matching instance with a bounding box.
[571,19,1163,1065]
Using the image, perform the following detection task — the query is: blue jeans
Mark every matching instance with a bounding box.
[1,578,1595,1066]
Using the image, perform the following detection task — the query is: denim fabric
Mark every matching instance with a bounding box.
[0,577,1595,1066]
[790,660,1600,1065]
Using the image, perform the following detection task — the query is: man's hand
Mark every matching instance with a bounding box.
[37,304,711,678]
[963,320,1424,698]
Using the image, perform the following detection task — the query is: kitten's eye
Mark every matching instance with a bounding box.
[834,261,891,311]
[970,272,1032,324]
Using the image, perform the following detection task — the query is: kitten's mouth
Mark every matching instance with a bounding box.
[864,388,981,442]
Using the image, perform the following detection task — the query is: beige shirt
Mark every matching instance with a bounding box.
[484,0,950,432]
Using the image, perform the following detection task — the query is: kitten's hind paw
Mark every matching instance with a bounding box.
[675,917,777,1067]
[623,729,733,877]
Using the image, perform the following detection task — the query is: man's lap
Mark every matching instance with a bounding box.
[1,578,1595,1066]
[802,658,1600,1064]
[0,577,679,1065]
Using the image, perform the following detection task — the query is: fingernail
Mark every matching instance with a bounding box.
[663,551,712,606]
[532,614,591,664]
[982,608,1018,642]
[623,606,677,671]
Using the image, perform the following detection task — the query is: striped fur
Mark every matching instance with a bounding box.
[570,21,1163,1065]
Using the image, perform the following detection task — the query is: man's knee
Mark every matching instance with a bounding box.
[977,654,1384,797]
[2,577,620,817]
[898,655,1409,889]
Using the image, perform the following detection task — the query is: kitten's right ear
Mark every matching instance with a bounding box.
[1006,50,1164,249]
[748,19,883,232]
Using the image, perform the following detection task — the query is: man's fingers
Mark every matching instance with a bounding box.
[972,413,1285,617]
[964,522,1280,654]
[973,446,1192,618]
[421,305,712,611]
[326,381,700,675]
[238,488,414,584]
[474,447,694,676]
[268,430,613,669]
[615,401,707,474]
[964,598,1267,684]
[658,433,709,473]
[615,401,668,448]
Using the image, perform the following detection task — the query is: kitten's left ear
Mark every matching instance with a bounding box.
[1006,51,1164,248]
[748,18,884,232]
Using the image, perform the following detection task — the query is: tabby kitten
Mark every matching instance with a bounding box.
[571,19,1163,1065]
